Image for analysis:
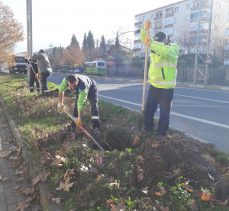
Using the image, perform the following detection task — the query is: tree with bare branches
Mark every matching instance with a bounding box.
[0,2,24,63]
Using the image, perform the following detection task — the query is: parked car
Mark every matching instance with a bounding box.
[9,56,28,74]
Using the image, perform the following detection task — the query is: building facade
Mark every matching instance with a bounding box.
[134,0,229,61]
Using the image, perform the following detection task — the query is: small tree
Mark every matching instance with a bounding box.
[67,34,84,67]
[0,3,24,63]
[99,35,107,60]
[70,34,80,48]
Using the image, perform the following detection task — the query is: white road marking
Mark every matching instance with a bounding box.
[174,94,229,104]
[99,94,229,129]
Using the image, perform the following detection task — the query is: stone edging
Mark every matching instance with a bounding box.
[1,99,61,211]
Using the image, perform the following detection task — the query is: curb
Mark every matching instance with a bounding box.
[0,99,61,211]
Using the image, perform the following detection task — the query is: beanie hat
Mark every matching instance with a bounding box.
[154,32,166,42]
[39,49,45,53]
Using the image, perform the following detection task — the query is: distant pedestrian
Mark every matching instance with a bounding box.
[141,20,179,136]
[31,49,52,95]
[28,59,40,93]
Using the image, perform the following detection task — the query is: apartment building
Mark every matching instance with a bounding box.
[134,0,229,60]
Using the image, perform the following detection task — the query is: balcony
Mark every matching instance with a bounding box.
[165,12,174,18]
[164,24,174,28]
[154,26,162,30]
[135,21,142,27]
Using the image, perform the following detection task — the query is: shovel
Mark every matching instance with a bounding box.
[138,26,150,130]
[63,109,105,152]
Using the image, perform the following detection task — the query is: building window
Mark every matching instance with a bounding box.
[189,24,198,31]
[191,11,199,21]
[151,14,154,19]
[186,3,190,9]
[200,23,209,30]
[186,15,190,22]
[164,17,174,25]
[155,11,163,20]
[166,7,174,15]
[175,7,179,13]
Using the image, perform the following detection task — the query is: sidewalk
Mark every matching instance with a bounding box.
[0,101,26,210]
[0,101,43,211]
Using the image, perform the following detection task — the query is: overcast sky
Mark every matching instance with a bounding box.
[3,0,179,53]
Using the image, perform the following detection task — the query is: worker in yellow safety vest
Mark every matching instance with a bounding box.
[141,20,179,136]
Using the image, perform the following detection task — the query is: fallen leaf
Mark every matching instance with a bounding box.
[16,201,29,211]
[56,177,74,192]
[96,174,105,182]
[14,185,21,192]
[200,192,212,201]
[51,159,63,167]
[56,154,66,162]
[0,175,8,182]
[142,187,148,195]
[184,181,194,193]
[155,189,167,197]
[32,175,40,186]
[109,180,120,188]
[132,135,140,146]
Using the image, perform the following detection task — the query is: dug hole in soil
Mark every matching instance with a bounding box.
[34,98,228,204]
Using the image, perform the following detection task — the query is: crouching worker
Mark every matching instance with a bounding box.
[58,74,100,130]
[28,59,40,93]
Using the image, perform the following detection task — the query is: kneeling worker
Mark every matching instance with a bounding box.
[58,74,100,130]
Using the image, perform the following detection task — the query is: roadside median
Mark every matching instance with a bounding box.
[0,73,229,211]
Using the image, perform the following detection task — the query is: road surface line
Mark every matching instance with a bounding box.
[99,94,229,129]
[174,94,229,104]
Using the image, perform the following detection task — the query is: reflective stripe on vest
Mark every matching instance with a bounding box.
[154,80,176,86]
[92,116,99,120]
[153,62,177,68]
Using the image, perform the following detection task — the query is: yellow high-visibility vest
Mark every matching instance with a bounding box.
[141,28,179,89]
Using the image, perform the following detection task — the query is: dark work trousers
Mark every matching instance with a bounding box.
[144,85,174,135]
[40,72,50,95]
[29,69,40,92]
[73,84,100,129]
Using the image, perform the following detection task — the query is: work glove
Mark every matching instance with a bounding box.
[75,118,82,128]
[144,20,151,30]
[143,20,151,46]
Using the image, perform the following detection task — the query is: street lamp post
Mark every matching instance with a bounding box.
[26,0,33,57]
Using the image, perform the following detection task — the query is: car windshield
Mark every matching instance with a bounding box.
[15,57,26,63]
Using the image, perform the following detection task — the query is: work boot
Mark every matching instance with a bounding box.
[92,119,100,130]
[67,122,77,132]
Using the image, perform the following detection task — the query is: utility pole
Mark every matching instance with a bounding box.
[193,0,202,84]
[204,0,214,84]
[26,0,32,57]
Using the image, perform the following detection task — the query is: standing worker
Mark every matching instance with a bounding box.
[31,49,52,95]
[141,20,179,136]
[28,59,40,93]
[58,74,100,130]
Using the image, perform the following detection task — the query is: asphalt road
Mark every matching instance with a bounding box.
[49,73,229,153]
